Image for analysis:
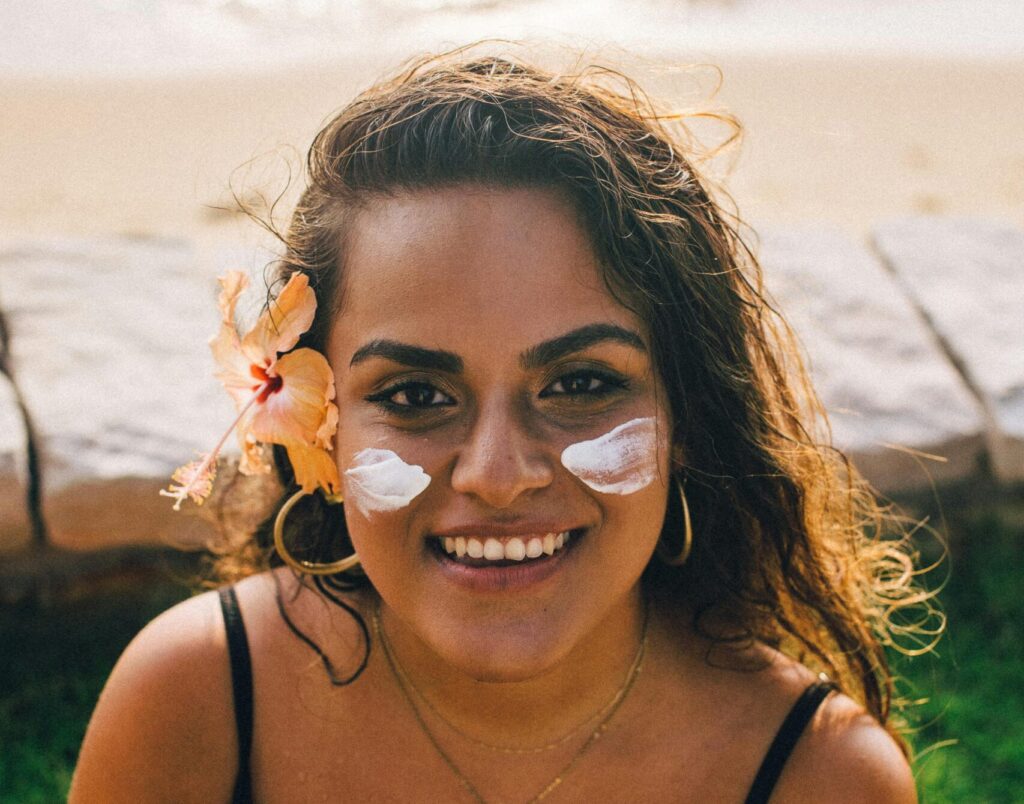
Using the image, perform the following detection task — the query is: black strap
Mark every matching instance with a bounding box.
[218,586,254,804]
[744,679,836,804]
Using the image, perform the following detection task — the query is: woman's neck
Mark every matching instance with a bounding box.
[372,587,648,749]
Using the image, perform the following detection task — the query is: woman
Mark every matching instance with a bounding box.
[71,52,920,802]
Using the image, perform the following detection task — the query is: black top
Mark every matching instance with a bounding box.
[218,586,835,803]
[744,677,836,803]
[218,587,253,804]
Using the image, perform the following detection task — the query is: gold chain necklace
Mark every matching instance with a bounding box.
[387,615,647,755]
[373,602,648,804]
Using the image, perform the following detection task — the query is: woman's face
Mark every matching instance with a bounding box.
[328,185,674,681]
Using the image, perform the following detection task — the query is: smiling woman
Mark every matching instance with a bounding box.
[70,51,922,803]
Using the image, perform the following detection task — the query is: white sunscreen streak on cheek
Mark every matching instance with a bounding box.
[560,417,659,495]
[344,448,431,516]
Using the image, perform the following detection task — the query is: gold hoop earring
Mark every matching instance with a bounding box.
[656,479,693,567]
[273,489,361,575]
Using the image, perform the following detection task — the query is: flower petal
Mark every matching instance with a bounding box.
[238,433,273,476]
[218,271,248,325]
[287,444,341,495]
[241,272,316,365]
[316,398,339,450]
[246,348,337,448]
[210,272,256,405]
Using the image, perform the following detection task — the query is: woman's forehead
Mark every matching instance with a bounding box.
[331,186,647,359]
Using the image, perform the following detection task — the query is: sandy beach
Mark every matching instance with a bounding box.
[1,47,1022,258]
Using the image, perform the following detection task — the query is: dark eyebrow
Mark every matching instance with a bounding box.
[520,323,646,369]
[349,340,463,373]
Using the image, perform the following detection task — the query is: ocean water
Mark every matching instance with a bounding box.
[2,0,1022,78]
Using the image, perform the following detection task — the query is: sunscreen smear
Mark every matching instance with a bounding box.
[344,448,431,515]
[560,417,659,495]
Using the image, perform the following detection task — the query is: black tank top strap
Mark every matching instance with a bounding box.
[744,678,837,804]
[218,585,254,804]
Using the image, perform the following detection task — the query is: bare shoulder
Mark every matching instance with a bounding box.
[679,636,917,804]
[772,689,917,804]
[70,587,237,804]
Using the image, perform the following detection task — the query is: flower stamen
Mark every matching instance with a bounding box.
[161,383,269,510]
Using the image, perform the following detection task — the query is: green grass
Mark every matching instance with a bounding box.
[892,486,1024,803]
[1,489,1021,802]
[0,574,191,804]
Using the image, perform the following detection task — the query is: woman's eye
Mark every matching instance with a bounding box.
[542,371,625,398]
[369,382,454,410]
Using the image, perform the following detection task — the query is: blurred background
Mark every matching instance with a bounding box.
[1,1,1022,801]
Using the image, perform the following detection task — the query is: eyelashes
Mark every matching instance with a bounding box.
[365,381,456,415]
[364,369,629,415]
[539,370,627,399]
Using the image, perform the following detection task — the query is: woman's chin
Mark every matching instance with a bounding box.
[431,626,573,683]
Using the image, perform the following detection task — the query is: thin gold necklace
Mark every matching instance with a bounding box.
[373,602,649,804]
[389,615,647,755]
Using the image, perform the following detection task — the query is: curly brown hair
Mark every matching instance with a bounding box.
[212,47,934,753]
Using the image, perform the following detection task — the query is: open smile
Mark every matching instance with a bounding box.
[427,528,587,591]
[438,531,573,563]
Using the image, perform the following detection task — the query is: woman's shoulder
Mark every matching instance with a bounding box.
[663,626,921,802]
[69,586,240,803]
[770,686,917,803]
[71,570,370,802]
[727,645,917,804]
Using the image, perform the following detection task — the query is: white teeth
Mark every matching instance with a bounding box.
[505,537,526,561]
[439,531,575,562]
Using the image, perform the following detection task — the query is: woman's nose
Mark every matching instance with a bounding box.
[449,397,554,508]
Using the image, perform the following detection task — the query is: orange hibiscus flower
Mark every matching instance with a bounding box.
[161,271,340,510]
